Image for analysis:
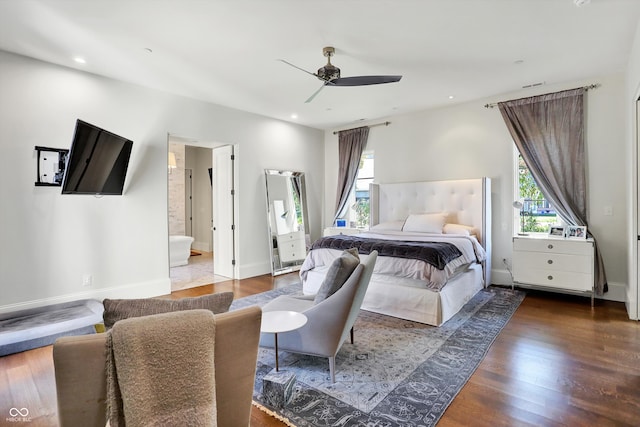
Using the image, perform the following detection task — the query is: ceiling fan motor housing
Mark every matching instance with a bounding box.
[317,46,340,81]
[317,64,340,81]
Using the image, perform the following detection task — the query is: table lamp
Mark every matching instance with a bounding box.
[513,200,527,235]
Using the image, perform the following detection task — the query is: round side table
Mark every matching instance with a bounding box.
[261,310,307,371]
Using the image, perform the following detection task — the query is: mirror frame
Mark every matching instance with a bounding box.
[264,169,310,275]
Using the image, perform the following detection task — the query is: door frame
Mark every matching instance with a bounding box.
[633,97,640,320]
[167,134,239,280]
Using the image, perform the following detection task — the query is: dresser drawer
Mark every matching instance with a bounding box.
[512,236,594,296]
[276,235,306,263]
[278,231,304,241]
[513,268,592,292]
[513,237,593,255]
[513,251,592,274]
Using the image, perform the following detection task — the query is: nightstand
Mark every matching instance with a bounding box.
[512,235,595,305]
[323,227,363,237]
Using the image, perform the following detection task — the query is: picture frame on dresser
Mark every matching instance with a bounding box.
[567,225,587,239]
[548,225,565,237]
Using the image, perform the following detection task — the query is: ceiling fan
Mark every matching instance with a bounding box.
[279,46,402,103]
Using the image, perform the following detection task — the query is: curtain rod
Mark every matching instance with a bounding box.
[483,84,600,109]
[332,121,391,135]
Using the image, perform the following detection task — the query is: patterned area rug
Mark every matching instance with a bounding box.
[231,284,525,426]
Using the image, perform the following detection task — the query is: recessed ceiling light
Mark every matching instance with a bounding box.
[574,0,590,7]
[448,95,455,100]
[290,113,298,119]
[144,48,153,53]
[514,59,524,65]
[74,57,86,64]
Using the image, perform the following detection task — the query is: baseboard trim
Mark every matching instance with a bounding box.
[604,281,627,303]
[490,269,513,287]
[238,261,272,280]
[0,278,171,316]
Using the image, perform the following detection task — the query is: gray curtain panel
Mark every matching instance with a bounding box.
[498,87,608,295]
[334,126,369,223]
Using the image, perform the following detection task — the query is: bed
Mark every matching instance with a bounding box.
[301,177,492,326]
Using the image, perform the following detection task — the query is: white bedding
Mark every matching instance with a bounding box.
[300,230,486,290]
[302,259,484,326]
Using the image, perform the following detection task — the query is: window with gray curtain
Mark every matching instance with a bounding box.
[334,126,369,224]
[498,87,607,294]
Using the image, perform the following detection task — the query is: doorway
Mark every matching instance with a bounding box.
[167,135,237,291]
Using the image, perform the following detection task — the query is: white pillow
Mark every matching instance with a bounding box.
[370,220,405,231]
[402,213,447,234]
[443,223,476,236]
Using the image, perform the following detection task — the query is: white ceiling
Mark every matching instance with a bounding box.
[1,0,639,130]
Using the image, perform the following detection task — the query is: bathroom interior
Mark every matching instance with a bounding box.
[168,141,225,290]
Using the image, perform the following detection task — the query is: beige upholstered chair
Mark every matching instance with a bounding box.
[260,251,377,382]
[53,305,262,427]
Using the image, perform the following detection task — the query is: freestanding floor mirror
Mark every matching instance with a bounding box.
[264,169,310,275]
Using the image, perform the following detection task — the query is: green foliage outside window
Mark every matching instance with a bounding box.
[518,156,556,233]
[354,198,370,229]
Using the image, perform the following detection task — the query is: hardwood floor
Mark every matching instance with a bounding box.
[1,277,638,426]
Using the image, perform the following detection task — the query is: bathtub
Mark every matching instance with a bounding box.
[169,235,194,267]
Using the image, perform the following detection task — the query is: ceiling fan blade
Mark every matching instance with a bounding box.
[305,82,328,103]
[278,59,319,78]
[331,75,402,86]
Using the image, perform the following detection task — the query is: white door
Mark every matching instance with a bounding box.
[636,99,640,319]
[212,145,235,278]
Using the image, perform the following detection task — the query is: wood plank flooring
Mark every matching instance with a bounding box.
[1,275,638,426]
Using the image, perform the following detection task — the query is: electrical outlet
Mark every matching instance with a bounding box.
[82,274,92,287]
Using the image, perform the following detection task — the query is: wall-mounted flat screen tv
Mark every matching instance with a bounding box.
[61,120,133,195]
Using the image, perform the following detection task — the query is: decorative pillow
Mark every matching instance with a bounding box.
[370,220,405,231]
[443,223,476,236]
[102,292,234,329]
[313,248,360,304]
[402,212,447,234]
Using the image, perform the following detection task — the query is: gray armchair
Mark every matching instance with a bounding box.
[260,251,377,382]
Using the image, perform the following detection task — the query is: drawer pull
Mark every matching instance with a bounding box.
[547,244,554,249]
[547,275,553,281]
[547,259,553,265]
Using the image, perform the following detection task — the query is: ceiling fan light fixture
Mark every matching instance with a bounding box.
[280,45,402,102]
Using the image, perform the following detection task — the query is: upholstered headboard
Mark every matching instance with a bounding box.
[370,177,492,285]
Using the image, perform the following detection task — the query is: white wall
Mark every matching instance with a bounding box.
[0,51,324,313]
[324,74,628,302]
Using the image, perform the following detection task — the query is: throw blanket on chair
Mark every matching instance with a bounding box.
[106,309,217,427]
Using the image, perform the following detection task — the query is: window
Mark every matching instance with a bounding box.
[516,153,559,233]
[347,151,374,229]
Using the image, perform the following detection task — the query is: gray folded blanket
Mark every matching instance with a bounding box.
[106,309,217,426]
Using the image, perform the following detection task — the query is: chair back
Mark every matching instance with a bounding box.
[53,306,261,427]
[339,250,377,344]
